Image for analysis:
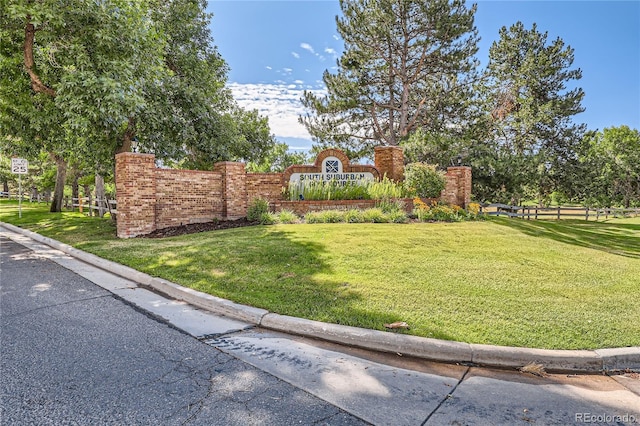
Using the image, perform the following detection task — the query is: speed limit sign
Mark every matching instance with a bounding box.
[11,158,28,174]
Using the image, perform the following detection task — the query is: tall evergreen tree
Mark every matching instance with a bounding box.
[472,22,586,204]
[299,0,480,160]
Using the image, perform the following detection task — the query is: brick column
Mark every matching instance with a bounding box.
[374,146,405,181]
[214,162,247,219]
[115,153,157,238]
[443,166,472,208]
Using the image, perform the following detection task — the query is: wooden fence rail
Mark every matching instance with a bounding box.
[0,193,117,217]
[1,191,50,203]
[482,204,640,220]
[66,197,117,217]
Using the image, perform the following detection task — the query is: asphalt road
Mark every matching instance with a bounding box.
[0,236,366,425]
[1,229,639,426]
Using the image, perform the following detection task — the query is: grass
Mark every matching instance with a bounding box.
[2,199,639,350]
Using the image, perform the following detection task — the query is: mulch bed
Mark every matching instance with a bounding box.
[139,218,259,238]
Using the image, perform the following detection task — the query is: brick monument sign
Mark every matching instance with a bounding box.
[114,147,471,238]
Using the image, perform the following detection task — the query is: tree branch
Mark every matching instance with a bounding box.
[24,18,56,97]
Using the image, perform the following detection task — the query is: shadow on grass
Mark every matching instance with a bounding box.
[138,227,455,338]
[493,217,640,258]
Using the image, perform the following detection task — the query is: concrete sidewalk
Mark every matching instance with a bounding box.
[1,221,638,374]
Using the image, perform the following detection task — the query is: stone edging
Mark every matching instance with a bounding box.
[2,221,638,373]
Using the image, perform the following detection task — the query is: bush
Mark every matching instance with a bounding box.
[247,198,269,222]
[344,209,365,223]
[277,210,299,224]
[320,210,345,223]
[304,211,324,224]
[403,163,446,198]
[387,210,408,223]
[362,208,389,223]
[376,198,405,214]
[259,212,278,225]
[368,176,411,199]
[286,176,408,201]
[287,179,370,201]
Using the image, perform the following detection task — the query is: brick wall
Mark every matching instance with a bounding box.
[155,169,223,228]
[115,149,472,238]
[115,153,156,238]
[247,173,284,207]
[214,162,247,220]
[374,146,405,181]
[443,166,472,208]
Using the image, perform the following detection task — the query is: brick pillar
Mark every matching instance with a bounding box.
[214,162,247,220]
[374,146,405,181]
[443,166,472,208]
[115,153,157,238]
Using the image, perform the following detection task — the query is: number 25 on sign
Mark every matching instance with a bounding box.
[11,158,28,218]
[11,158,28,174]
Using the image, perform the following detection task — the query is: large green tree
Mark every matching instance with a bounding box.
[299,0,480,160]
[472,22,586,204]
[1,0,277,211]
[1,0,165,210]
[574,126,640,207]
[134,0,275,166]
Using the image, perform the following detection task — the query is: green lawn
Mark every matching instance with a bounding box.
[2,199,639,350]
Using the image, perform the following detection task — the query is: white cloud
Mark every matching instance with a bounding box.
[291,52,300,59]
[228,82,326,140]
[265,66,272,70]
[333,34,340,40]
[300,42,315,54]
[325,47,336,55]
[294,79,304,85]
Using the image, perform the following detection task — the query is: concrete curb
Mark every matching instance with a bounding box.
[2,222,639,373]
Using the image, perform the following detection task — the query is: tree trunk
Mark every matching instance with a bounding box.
[72,175,79,205]
[95,174,106,217]
[3,180,9,194]
[115,117,136,154]
[50,154,67,212]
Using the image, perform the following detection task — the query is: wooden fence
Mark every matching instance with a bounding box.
[66,196,117,217]
[1,192,117,217]
[1,191,50,203]
[482,203,640,220]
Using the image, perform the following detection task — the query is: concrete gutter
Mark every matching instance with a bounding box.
[2,221,638,374]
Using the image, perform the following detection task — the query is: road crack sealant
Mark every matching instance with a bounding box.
[420,366,471,425]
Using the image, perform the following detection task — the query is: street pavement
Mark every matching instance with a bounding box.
[1,226,639,425]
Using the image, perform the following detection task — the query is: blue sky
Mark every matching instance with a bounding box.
[207,1,640,151]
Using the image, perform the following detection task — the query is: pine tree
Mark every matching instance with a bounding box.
[299,0,479,160]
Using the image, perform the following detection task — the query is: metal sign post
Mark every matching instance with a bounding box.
[11,158,28,218]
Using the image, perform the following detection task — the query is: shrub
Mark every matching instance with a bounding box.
[362,208,389,223]
[304,211,324,224]
[277,210,299,224]
[368,176,411,199]
[287,179,370,201]
[403,163,446,198]
[376,198,406,214]
[247,198,269,222]
[259,212,278,225]
[344,209,365,223]
[286,175,408,201]
[320,210,345,223]
[387,210,408,223]
[467,202,481,216]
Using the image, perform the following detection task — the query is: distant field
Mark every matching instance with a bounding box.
[2,199,639,350]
